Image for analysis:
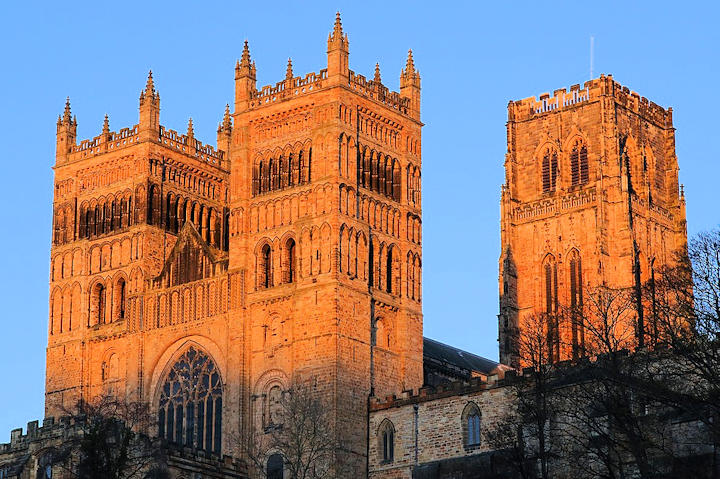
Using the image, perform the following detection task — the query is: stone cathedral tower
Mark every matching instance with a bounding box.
[499,75,687,366]
[47,13,423,471]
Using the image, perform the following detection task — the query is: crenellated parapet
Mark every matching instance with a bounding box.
[248,69,328,109]
[236,13,417,120]
[509,74,673,128]
[349,69,410,114]
[56,72,229,171]
[369,374,508,411]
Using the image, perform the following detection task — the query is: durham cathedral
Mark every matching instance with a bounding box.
[0,13,694,479]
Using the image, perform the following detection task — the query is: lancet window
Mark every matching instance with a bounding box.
[462,402,482,447]
[541,147,558,193]
[282,238,297,284]
[258,243,273,289]
[570,139,589,187]
[543,255,560,362]
[158,347,223,454]
[569,250,585,359]
[378,419,395,463]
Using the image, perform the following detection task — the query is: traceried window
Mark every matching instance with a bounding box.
[158,347,223,454]
[378,419,395,463]
[541,147,558,193]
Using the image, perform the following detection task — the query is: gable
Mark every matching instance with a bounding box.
[151,222,227,289]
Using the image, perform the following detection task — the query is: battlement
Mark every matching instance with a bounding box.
[1,416,79,452]
[63,123,226,169]
[158,125,226,168]
[248,69,328,109]
[246,67,410,115]
[370,374,507,411]
[348,70,410,114]
[70,125,140,159]
[510,74,673,127]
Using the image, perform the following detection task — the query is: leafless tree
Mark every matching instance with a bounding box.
[242,383,351,479]
[54,394,167,479]
[483,312,563,479]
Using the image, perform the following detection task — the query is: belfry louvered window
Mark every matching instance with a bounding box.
[542,148,558,193]
[571,140,589,187]
[158,347,223,454]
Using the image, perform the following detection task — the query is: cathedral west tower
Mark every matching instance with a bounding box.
[46,13,423,471]
[499,75,687,366]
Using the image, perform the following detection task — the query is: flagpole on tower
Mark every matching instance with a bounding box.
[590,36,595,79]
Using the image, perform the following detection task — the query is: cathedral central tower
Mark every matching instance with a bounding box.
[499,75,687,366]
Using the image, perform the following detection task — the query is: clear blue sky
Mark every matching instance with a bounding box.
[0,1,718,436]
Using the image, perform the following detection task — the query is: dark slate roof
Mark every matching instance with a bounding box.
[423,337,499,375]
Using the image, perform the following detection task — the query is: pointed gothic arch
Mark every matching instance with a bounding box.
[461,402,482,447]
[157,345,223,454]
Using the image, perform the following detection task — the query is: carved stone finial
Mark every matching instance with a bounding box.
[240,40,252,69]
[405,50,415,75]
[62,97,72,123]
[374,63,382,83]
[286,58,293,80]
[222,104,232,131]
[333,12,343,39]
[102,114,110,135]
[145,70,155,94]
[187,117,194,138]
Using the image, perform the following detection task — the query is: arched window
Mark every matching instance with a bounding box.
[378,419,395,463]
[223,211,230,251]
[462,402,482,447]
[91,282,105,325]
[543,255,559,362]
[158,347,223,454]
[287,154,294,187]
[269,159,276,191]
[267,454,284,479]
[259,244,272,289]
[284,238,296,284]
[541,147,558,193]
[258,161,265,193]
[85,208,93,237]
[148,184,160,226]
[386,246,393,294]
[569,251,585,359]
[114,277,126,321]
[570,140,589,187]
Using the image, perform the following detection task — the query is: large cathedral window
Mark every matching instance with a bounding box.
[158,347,223,454]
